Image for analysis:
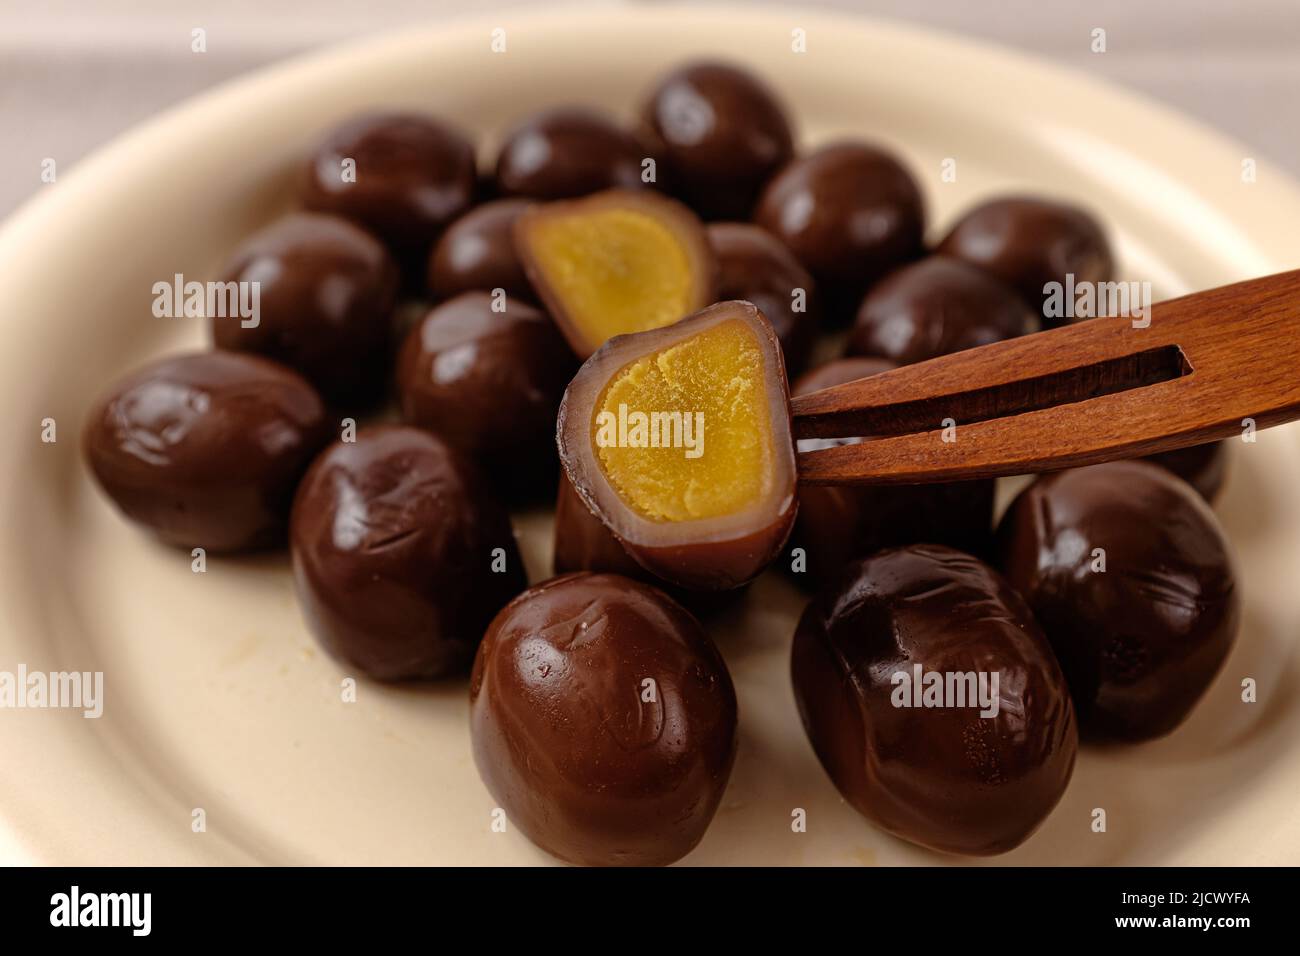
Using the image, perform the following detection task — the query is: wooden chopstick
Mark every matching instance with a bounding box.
[793,269,1300,485]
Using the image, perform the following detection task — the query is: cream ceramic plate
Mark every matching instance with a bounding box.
[3,4,1300,866]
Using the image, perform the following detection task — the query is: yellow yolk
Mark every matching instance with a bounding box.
[528,208,695,346]
[593,319,774,522]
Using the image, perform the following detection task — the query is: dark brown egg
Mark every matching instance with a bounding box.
[301,112,477,267]
[494,107,655,201]
[212,211,399,406]
[753,141,925,316]
[792,544,1078,855]
[936,196,1113,326]
[395,291,575,498]
[290,425,525,680]
[642,61,794,220]
[427,198,535,303]
[997,460,1239,739]
[470,572,738,866]
[83,351,331,552]
[846,256,1036,365]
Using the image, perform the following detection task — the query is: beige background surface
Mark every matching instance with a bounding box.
[1,0,1299,220]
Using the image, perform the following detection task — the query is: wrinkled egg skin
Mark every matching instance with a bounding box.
[997,460,1239,740]
[469,572,738,866]
[290,425,525,680]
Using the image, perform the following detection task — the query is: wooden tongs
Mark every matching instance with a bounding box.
[793,270,1300,485]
